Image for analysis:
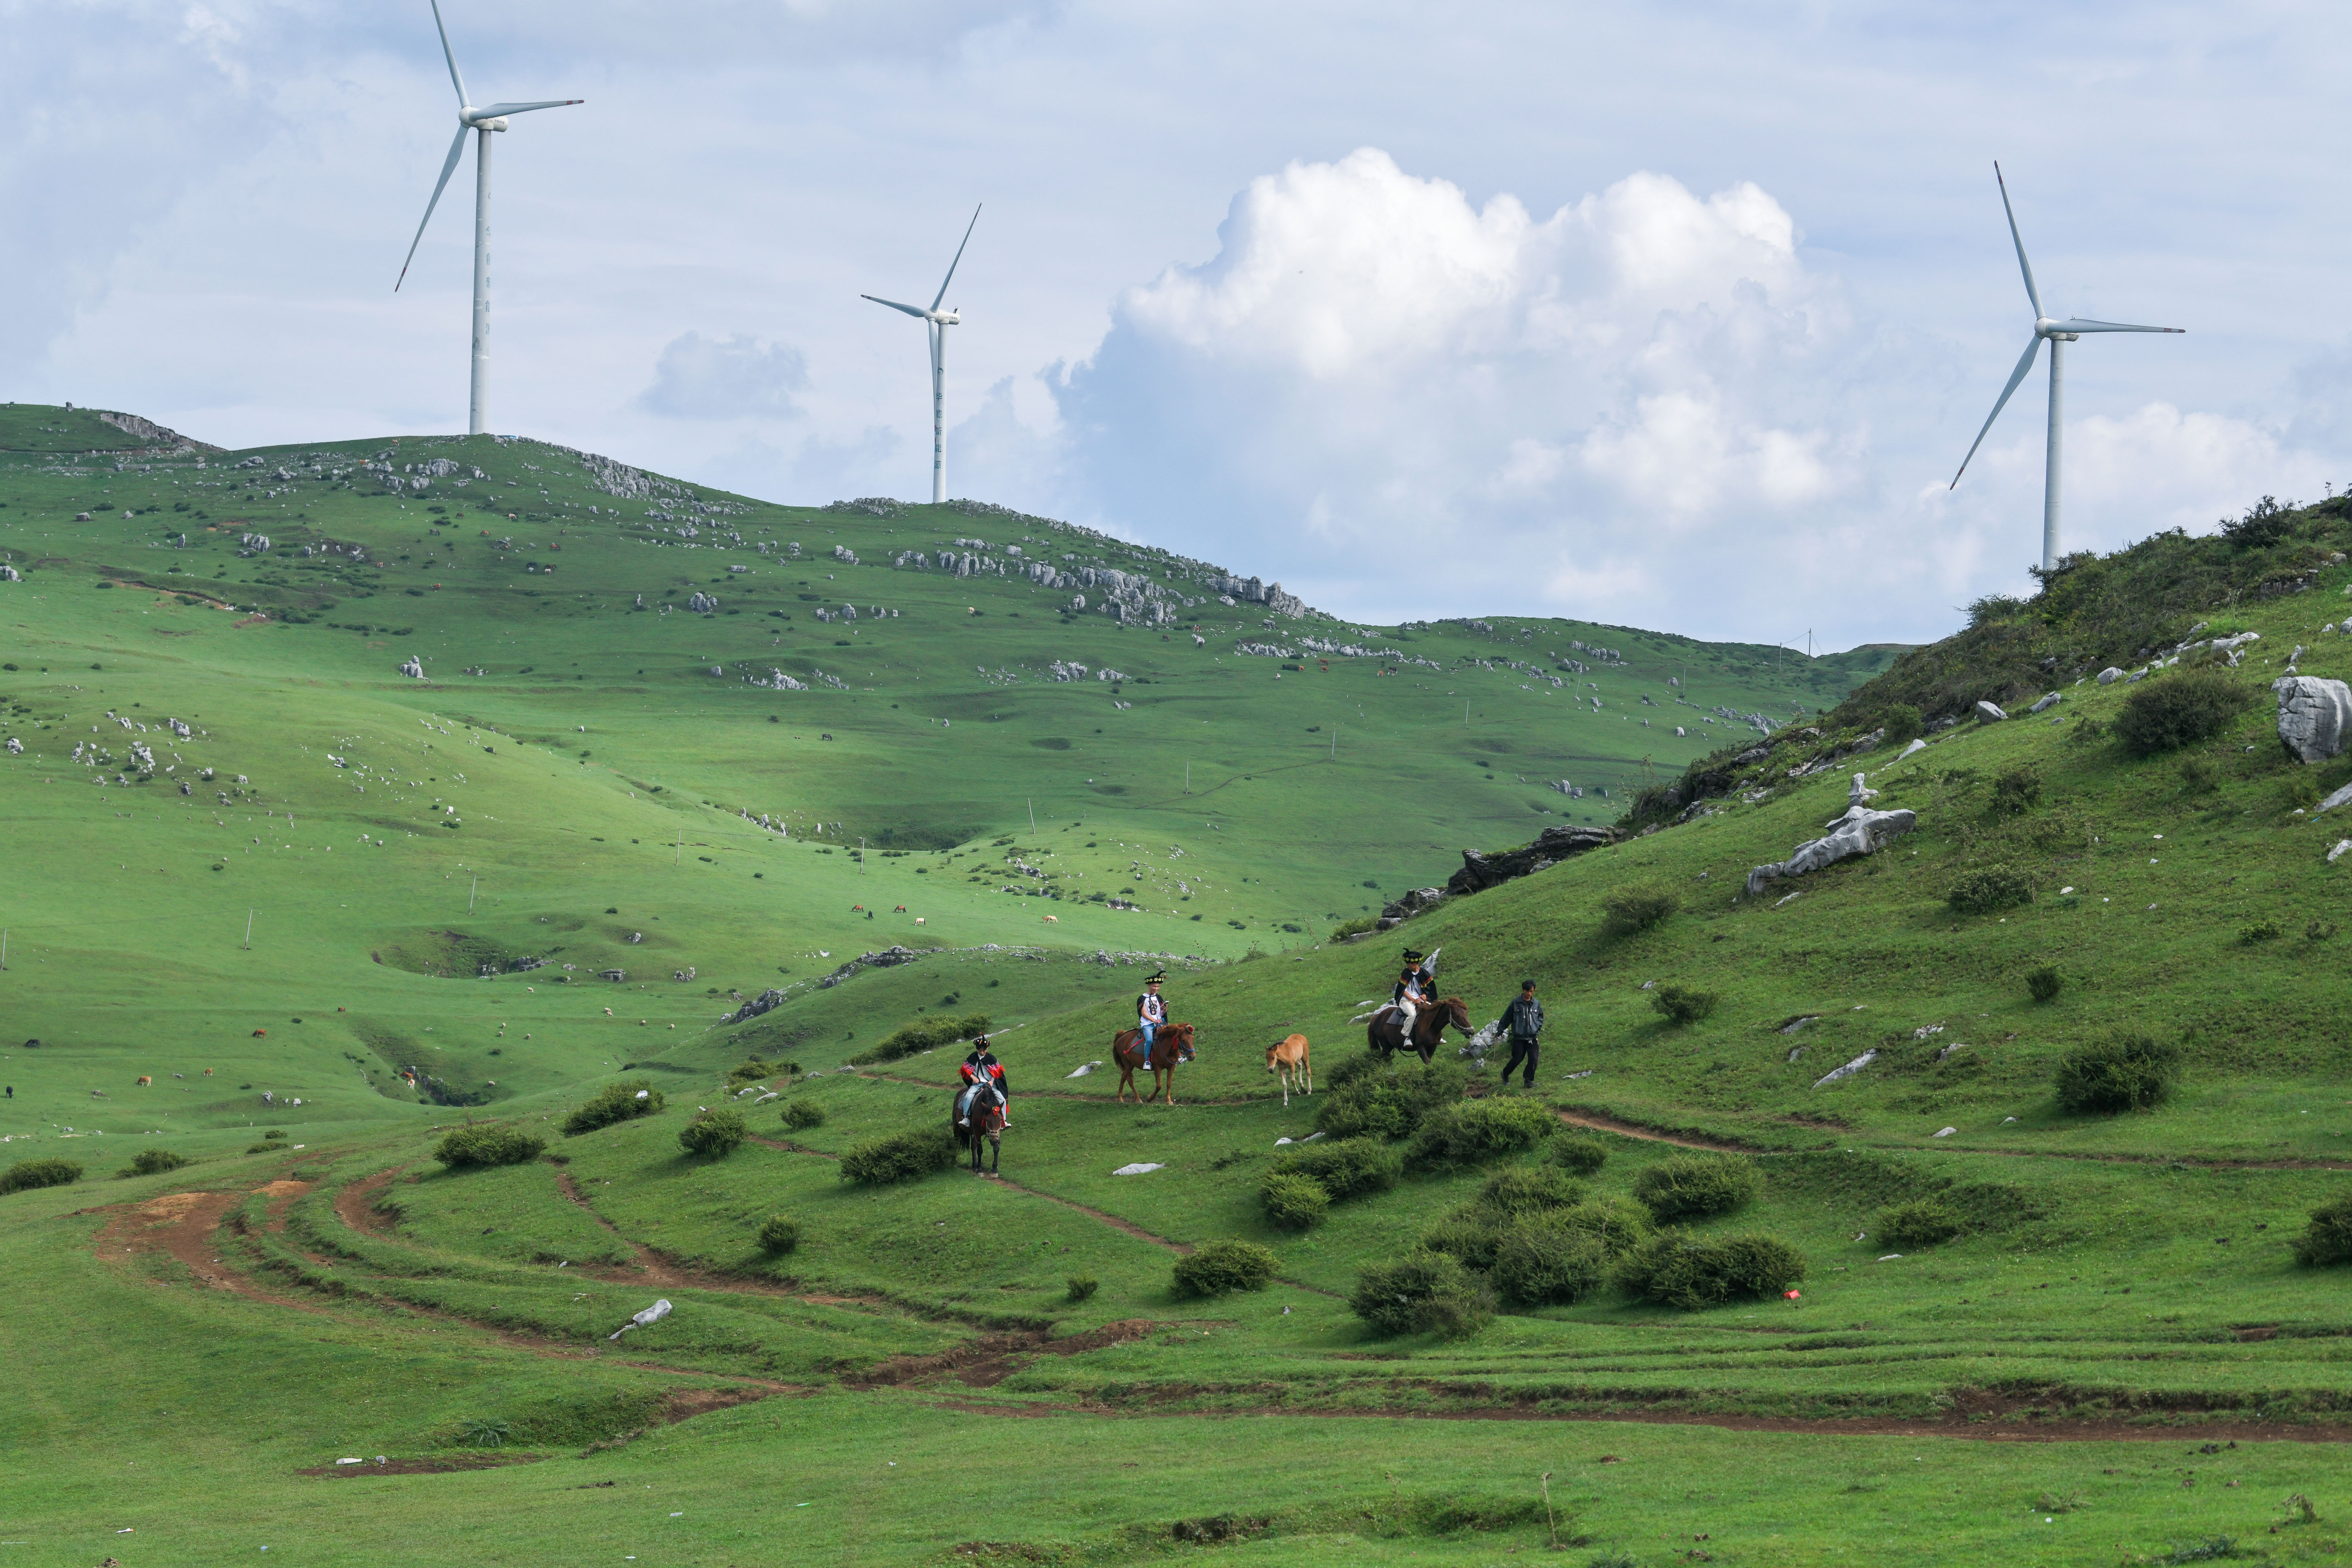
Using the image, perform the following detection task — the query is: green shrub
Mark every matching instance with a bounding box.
[1350,1250,1492,1337]
[1405,1096,1557,1170]
[839,1125,957,1185]
[0,1157,82,1195]
[1650,985,1717,1026]
[433,1124,547,1169]
[563,1079,665,1136]
[1617,1232,1806,1309]
[1947,863,2033,915]
[1328,915,1379,942]
[756,1214,800,1254]
[1600,880,1679,933]
[1550,1134,1609,1176]
[1492,1217,1612,1306]
[1173,1239,1278,1297]
[1257,1171,1332,1231]
[780,1099,825,1131]
[847,1012,992,1067]
[1876,1198,1960,1249]
[117,1148,190,1178]
[2025,966,2064,1004]
[1418,1212,1505,1271]
[1879,704,1924,746]
[2291,1194,2352,1268]
[263,1130,288,1141]
[2053,1032,2180,1114]
[1065,1274,1100,1303]
[1477,1165,1584,1216]
[1315,1056,1466,1138]
[2116,669,2252,756]
[1991,763,2042,814]
[1632,1153,1760,1222]
[1274,1137,1401,1199]
[678,1107,747,1159]
[1555,1197,1654,1255]
[2239,918,2285,944]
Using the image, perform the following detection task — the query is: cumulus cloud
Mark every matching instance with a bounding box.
[637,332,809,420]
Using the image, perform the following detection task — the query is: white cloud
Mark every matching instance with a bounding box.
[637,332,809,420]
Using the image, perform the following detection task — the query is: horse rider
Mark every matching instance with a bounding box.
[1136,971,1169,1063]
[1393,948,1432,1039]
[1494,978,1545,1088]
[958,1035,1008,1127]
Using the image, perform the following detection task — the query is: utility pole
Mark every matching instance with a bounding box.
[244,909,254,950]
[468,876,478,914]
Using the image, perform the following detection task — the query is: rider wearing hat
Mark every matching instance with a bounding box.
[1135,971,1169,1061]
[1393,948,1432,1038]
[958,1034,1008,1127]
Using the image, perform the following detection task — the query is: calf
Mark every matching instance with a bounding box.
[1265,1034,1311,1106]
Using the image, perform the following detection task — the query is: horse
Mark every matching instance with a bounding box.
[1265,1034,1310,1106]
[953,1076,1008,1174]
[1112,1021,1196,1105]
[1366,996,1475,1064]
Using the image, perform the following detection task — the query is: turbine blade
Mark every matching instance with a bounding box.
[395,124,472,292]
[1949,334,2044,489]
[430,0,469,107]
[2049,318,2185,335]
[862,294,929,319]
[475,99,585,117]
[1994,161,2042,320]
[929,203,981,313]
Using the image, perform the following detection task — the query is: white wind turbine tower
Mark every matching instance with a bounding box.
[1949,163,2183,571]
[394,0,583,437]
[863,206,982,505]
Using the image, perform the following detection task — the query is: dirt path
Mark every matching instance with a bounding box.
[550,1170,814,1298]
[847,1068,1253,1107]
[1553,1108,1756,1152]
[334,1167,404,1236]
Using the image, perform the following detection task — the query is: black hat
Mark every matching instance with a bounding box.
[1400,948,1424,964]
[1146,970,1167,983]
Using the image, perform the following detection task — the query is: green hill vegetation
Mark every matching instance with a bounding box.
[3,403,2349,1565]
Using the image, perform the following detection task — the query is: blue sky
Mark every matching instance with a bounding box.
[5,0,2348,647]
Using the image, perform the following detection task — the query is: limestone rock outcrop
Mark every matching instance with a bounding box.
[1746,805,1918,897]
[2274,675,2352,763]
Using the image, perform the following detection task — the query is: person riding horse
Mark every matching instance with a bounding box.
[956,1035,1009,1129]
[1136,971,1168,1057]
[1393,948,1434,1039]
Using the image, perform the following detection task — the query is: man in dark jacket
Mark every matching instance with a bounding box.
[1494,980,1544,1088]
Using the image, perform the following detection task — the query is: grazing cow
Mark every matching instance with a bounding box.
[1042,914,1058,924]
[1265,1035,1311,1106]
[135,1075,152,1087]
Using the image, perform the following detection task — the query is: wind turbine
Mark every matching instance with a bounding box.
[394,0,583,437]
[1949,163,2183,571]
[863,206,981,505]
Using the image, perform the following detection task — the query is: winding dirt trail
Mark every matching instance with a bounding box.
[846,1067,1253,1107]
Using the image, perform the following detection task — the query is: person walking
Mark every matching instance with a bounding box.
[1494,979,1544,1088]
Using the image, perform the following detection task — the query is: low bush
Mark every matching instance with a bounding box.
[1876,1198,1960,1249]
[1274,1137,1402,1198]
[1404,1096,1556,1170]
[1314,1056,1466,1140]
[1491,1217,1612,1306]
[1257,1171,1332,1231]
[0,1157,81,1195]
[117,1149,190,1178]
[2291,1194,2352,1268]
[1632,1153,1759,1222]
[847,1012,992,1067]
[563,1079,665,1136]
[1991,763,2042,814]
[1556,1196,1654,1255]
[2054,1032,2180,1114]
[2239,918,2285,944]
[1550,1134,1609,1176]
[1617,1232,1806,1310]
[1173,1239,1277,1297]
[1650,985,1717,1026]
[2116,668,2253,756]
[1600,880,1678,933]
[434,1124,547,1169]
[1880,704,1924,746]
[839,1125,957,1185]
[1350,1250,1493,1337]
[1328,915,1379,942]
[678,1107,747,1159]
[780,1099,825,1131]
[756,1214,800,1254]
[1478,1165,1583,1216]
[1418,1212,1505,1271]
[1947,863,2033,915]
[1065,1274,1099,1303]
[2025,965,2064,1003]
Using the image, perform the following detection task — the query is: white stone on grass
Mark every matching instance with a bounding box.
[1111,1162,1165,1176]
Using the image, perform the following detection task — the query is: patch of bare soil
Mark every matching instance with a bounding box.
[1553,1108,1759,1152]
[259,1179,312,1234]
[659,1385,786,1423]
[550,1170,827,1299]
[299,1454,546,1477]
[96,1190,321,1310]
[856,1319,1164,1391]
[334,1167,404,1237]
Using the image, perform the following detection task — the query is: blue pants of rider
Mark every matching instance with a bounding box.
[1139,1021,1157,1051]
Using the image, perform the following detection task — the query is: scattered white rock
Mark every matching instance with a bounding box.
[2028,692,2062,714]
[1065,1061,1102,1078]
[2273,675,2352,763]
[608,1299,672,1340]
[1900,738,1927,759]
[1111,1162,1165,1176]
[1877,1253,1903,1262]
[1933,1126,1957,1138]
[1849,771,1878,806]
[2315,782,2352,817]
[1561,1069,1595,1080]
[1747,806,1918,897]
[2096,667,2126,685]
[1274,1136,1293,1146]
[1812,1049,1879,1089]
[1974,700,2008,722]
[2330,841,2352,864]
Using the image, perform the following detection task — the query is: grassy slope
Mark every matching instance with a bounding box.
[9,406,2352,1563]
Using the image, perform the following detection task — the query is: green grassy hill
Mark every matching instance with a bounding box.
[8,403,2352,1566]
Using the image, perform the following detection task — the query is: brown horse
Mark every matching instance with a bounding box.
[1366,996,1474,1064]
[953,1078,1008,1174]
[1113,1021,1196,1104]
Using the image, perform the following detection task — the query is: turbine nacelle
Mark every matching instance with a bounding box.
[2036,321,2079,341]
[465,112,511,131]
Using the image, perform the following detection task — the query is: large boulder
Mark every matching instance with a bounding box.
[1444,824,1615,897]
[1746,805,1918,896]
[727,989,787,1025]
[1377,887,1449,929]
[2273,676,2352,763]
[1974,700,2008,722]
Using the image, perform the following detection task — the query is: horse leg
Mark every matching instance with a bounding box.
[987,1132,1000,1174]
